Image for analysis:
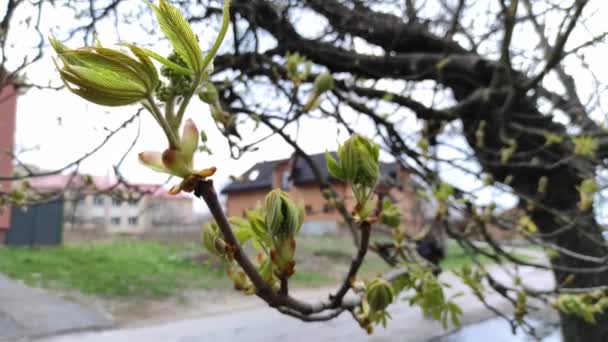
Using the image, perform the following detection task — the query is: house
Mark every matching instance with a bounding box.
[0,70,18,243]
[222,152,424,234]
[27,174,194,234]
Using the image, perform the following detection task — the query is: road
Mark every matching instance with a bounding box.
[0,275,111,342]
[39,266,555,342]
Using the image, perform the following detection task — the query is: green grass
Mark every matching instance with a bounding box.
[0,240,333,298]
[0,241,230,298]
[440,240,533,270]
[0,237,531,299]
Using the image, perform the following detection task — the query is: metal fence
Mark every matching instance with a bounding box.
[6,199,64,246]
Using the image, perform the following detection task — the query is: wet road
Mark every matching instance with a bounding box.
[40,267,553,342]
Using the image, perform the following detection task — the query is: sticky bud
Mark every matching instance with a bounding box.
[380,199,402,229]
[312,72,334,94]
[202,222,226,257]
[162,149,192,178]
[198,82,220,106]
[264,189,303,240]
[180,119,199,165]
[326,134,380,208]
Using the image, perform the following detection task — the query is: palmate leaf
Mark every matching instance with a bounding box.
[92,46,157,85]
[325,151,345,180]
[246,209,272,246]
[69,86,145,106]
[49,37,83,65]
[58,62,147,106]
[147,0,203,73]
[200,0,231,72]
[62,64,147,94]
[123,44,160,88]
[62,49,152,89]
[230,217,254,244]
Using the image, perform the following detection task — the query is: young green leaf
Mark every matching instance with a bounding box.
[147,0,204,73]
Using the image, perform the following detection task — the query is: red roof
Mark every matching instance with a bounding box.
[27,174,191,200]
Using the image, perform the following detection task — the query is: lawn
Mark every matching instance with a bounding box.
[0,236,523,299]
[0,241,230,298]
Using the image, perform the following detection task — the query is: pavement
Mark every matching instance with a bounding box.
[37,266,557,342]
[0,274,112,342]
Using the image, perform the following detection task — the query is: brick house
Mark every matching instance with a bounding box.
[0,73,17,243]
[27,174,195,234]
[222,152,424,234]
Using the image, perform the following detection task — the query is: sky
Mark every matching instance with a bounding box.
[5,1,361,213]
[4,0,608,216]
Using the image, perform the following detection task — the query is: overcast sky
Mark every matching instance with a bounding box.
[6,1,608,215]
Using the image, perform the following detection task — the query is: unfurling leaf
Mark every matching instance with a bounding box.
[147,0,204,73]
[50,38,159,106]
[380,199,403,229]
[518,215,537,234]
[573,135,599,158]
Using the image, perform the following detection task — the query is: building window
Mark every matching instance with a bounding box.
[128,217,138,225]
[281,171,291,191]
[112,198,122,207]
[93,195,104,206]
[75,196,86,207]
[91,216,105,225]
[110,217,121,225]
[323,203,334,213]
[305,205,313,215]
[128,199,138,207]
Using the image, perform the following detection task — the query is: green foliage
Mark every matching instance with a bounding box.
[500,139,518,164]
[303,72,334,111]
[313,73,334,94]
[573,135,599,158]
[146,0,204,73]
[475,121,486,148]
[394,263,463,329]
[434,182,454,217]
[544,132,564,146]
[202,221,225,257]
[417,137,430,158]
[483,174,494,186]
[537,176,548,194]
[156,52,194,101]
[138,119,215,194]
[518,215,538,234]
[50,39,159,106]
[453,264,485,300]
[0,241,229,298]
[515,291,527,324]
[382,92,394,102]
[356,278,396,330]
[285,52,312,86]
[545,248,560,259]
[434,182,454,201]
[264,189,304,241]
[366,278,395,312]
[326,135,380,215]
[577,178,598,212]
[203,190,304,288]
[379,198,403,229]
[52,0,231,195]
[555,292,608,324]
[198,82,220,106]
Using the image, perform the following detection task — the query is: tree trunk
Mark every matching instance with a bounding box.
[461,101,608,341]
[534,180,608,342]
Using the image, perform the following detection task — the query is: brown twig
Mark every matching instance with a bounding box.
[331,221,371,307]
